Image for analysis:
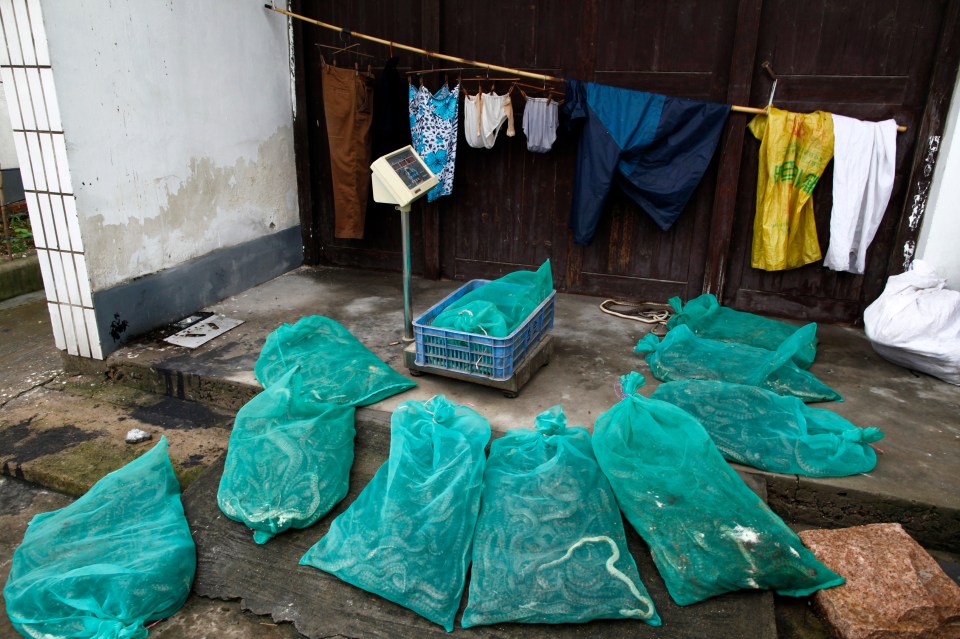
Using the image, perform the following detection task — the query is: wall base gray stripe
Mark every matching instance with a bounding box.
[93,225,303,357]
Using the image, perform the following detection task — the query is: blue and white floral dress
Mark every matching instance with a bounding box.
[409,83,460,202]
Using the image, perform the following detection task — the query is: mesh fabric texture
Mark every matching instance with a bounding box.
[217,367,356,543]
[4,438,196,639]
[300,395,491,631]
[431,260,553,337]
[592,373,844,606]
[651,380,883,477]
[667,294,817,369]
[636,324,841,403]
[462,406,661,628]
[254,315,415,406]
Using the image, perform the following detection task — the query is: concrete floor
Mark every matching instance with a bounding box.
[2,263,960,638]
[112,264,960,550]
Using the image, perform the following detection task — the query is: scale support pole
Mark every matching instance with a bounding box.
[399,204,414,342]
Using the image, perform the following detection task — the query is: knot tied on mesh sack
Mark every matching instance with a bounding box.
[636,323,841,403]
[4,437,196,639]
[651,380,885,477]
[592,375,844,605]
[667,294,818,369]
[462,405,660,627]
[300,395,491,632]
[432,259,553,337]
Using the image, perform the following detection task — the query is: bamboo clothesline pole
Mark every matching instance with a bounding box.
[266,4,908,132]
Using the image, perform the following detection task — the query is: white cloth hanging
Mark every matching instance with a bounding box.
[464,92,515,149]
[823,114,897,274]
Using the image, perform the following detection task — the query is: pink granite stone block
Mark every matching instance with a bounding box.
[799,523,960,639]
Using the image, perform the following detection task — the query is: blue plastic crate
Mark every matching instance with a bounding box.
[413,280,555,381]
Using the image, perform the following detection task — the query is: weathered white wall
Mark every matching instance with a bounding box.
[918,69,960,289]
[42,0,299,290]
[0,85,16,168]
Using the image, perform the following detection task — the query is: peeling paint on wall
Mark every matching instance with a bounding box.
[908,135,941,231]
[82,126,298,289]
[903,239,916,270]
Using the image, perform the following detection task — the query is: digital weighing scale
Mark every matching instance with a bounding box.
[370,146,553,397]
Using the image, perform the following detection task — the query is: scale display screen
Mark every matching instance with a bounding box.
[387,148,433,190]
[370,145,439,209]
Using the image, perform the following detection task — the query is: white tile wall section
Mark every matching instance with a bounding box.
[39,133,58,190]
[60,250,81,306]
[11,0,34,66]
[26,69,46,129]
[0,3,22,66]
[1,69,21,128]
[35,192,56,248]
[11,132,31,188]
[25,133,45,190]
[48,193,69,249]
[58,302,78,356]
[71,305,90,357]
[52,134,70,192]
[46,249,69,303]
[40,69,59,129]
[46,303,65,350]
[83,309,102,359]
[63,194,82,251]
[25,0,49,67]
[34,248,56,301]
[12,68,32,128]
[74,254,92,307]
[1,1,102,358]
[23,191,43,246]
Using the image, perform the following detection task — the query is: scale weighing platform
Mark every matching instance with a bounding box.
[371,145,552,397]
[401,336,554,398]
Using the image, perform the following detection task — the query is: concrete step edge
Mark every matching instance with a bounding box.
[68,353,960,552]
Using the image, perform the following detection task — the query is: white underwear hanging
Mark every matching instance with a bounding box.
[464,91,515,149]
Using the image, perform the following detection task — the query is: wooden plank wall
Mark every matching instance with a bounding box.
[293,0,960,323]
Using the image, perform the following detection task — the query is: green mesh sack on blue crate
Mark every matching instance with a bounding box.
[431,259,553,337]
[300,395,491,632]
[667,294,818,369]
[218,367,356,544]
[462,406,661,628]
[254,315,415,406]
[4,437,196,639]
[592,373,844,606]
[650,380,883,477]
[636,324,841,403]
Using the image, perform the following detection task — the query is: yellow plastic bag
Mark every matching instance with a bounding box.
[749,108,833,271]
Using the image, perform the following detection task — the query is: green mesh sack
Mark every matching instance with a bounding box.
[462,406,661,628]
[667,294,817,369]
[254,315,415,406]
[636,324,841,403]
[218,367,356,544]
[651,380,884,477]
[592,373,844,606]
[300,395,491,632]
[431,260,553,337]
[4,437,196,639]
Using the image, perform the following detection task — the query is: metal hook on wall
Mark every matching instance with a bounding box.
[761,61,778,109]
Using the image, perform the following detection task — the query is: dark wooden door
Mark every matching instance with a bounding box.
[292,0,960,323]
[721,0,956,322]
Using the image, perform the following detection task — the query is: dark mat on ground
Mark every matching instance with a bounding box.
[182,407,777,639]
